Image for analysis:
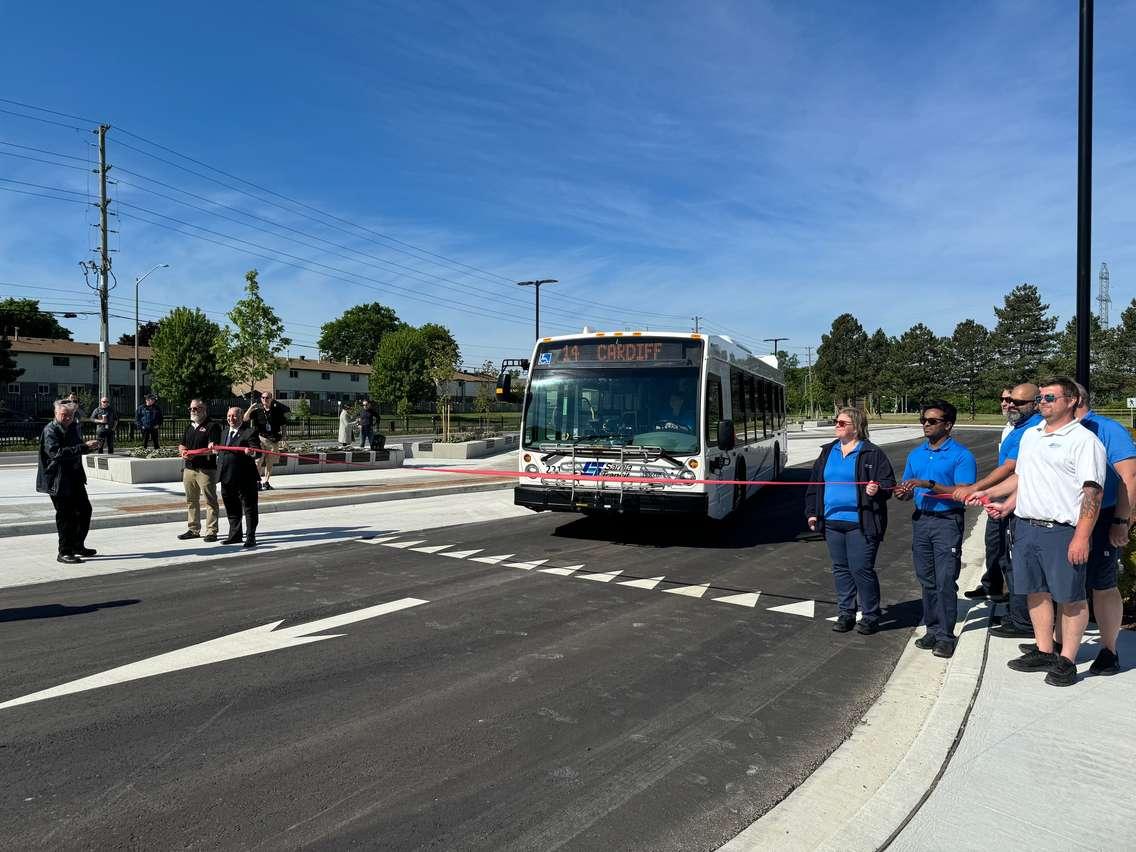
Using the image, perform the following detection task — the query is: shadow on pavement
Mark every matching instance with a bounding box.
[87,525,374,561]
[0,598,140,623]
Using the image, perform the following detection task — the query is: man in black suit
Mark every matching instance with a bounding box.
[36,400,101,564]
[213,405,262,548]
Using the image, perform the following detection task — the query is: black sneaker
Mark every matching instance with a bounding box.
[914,634,937,650]
[1018,641,1063,655]
[990,622,1034,639]
[856,620,879,635]
[202,533,218,542]
[933,641,956,658]
[988,593,1009,603]
[831,615,856,633]
[1088,647,1120,676]
[1045,657,1078,687]
[1007,649,1060,672]
[963,586,989,599]
[262,482,273,491]
[177,530,200,540]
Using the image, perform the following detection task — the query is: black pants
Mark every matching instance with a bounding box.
[980,514,1008,595]
[140,427,160,449]
[221,479,259,538]
[50,486,92,555]
[97,427,115,454]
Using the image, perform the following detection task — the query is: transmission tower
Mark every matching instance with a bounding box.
[1097,262,1111,327]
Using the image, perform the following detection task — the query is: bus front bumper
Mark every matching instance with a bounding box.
[514,485,708,515]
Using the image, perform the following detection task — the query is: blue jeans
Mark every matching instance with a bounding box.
[825,522,882,624]
[912,512,964,642]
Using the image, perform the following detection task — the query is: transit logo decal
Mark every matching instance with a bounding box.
[581,461,606,476]
[538,352,553,366]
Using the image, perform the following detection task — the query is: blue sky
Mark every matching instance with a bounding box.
[2,0,1134,366]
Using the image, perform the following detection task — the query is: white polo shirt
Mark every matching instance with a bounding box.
[1015,418,1106,526]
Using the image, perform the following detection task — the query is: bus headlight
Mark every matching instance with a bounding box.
[678,469,696,481]
[524,464,540,474]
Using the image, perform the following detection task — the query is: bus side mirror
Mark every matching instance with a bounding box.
[717,420,735,451]
[496,372,514,403]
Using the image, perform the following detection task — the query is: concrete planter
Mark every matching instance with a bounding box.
[84,447,404,484]
[406,434,517,460]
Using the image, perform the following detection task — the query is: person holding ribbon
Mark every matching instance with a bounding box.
[213,405,262,548]
[805,407,896,636]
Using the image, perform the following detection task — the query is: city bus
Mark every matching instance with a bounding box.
[508,331,787,520]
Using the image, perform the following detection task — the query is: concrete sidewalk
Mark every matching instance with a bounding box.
[723,513,1135,851]
[0,453,518,537]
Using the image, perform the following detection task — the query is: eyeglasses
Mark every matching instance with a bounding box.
[919,417,945,425]
[1008,398,1035,406]
[834,419,851,427]
[1034,393,1067,404]
[999,396,1013,403]
[189,406,204,411]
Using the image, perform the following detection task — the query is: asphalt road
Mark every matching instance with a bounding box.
[1,429,998,851]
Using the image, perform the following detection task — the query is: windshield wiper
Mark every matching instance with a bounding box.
[573,433,620,445]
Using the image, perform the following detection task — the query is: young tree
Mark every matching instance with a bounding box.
[117,321,161,347]
[947,319,993,419]
[370,326,434,418]
[473,382,494,428]
[0,298,73,339]
[316,302,402,364]
[0,335,25,386]
[419,323,461,441]
[991,283,1058,384]
[149,308,231,407]
[212,270,292,396]
[479,359,497,378]
[815,313,870,409]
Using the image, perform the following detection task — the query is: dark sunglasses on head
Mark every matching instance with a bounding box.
[834,419,851,427]
[919,417,945,425]
[1034,393,1067,404]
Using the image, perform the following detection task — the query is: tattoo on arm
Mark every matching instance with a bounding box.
[1080,484,1102,521]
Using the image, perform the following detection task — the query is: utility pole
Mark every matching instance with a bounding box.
[692,316,702,333]
[805,345,814,420]
[763,336,788,356]
[1075,0,1093,391]
[96,124,113,401]
[1097,262,1111,327]
[516,279,558,339]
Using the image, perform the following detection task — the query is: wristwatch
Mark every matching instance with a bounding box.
[928,479,936,490]
[1112,517,1130,525]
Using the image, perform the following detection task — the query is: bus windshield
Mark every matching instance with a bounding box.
[524,367,701,454]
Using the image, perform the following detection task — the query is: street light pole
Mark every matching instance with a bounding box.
[134,263,169,411]
[763,337,789,357]
[516,279,558,339]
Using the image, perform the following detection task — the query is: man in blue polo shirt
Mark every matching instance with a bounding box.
[954,382,1041,638]
[895,400,978,658]
[1072,383,1136,675]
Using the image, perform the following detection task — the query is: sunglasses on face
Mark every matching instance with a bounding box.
[834,419,851,427]
[999,397,1013,403]
[189,406,204,411]
[1034,394,1067,404]
[919,417,945,426]
[1008,398,1035,406]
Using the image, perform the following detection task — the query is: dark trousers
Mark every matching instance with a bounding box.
[97,427,114,454]
[980,514,1007,595]
[50,486,92,555]
[140,427,160,449]
[1003,517,1033,630]
[912,512,964,642]
[361,425,373,448]
[825,521,882,624]
[221,479,259,539]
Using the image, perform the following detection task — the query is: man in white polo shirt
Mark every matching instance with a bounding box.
[968,377,1106,687]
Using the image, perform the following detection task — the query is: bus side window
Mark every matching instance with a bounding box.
[706,375,723,444]
[730,368,745,447]
[759,378,769,438]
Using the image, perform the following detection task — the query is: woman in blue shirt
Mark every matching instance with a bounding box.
[805,408,897,634]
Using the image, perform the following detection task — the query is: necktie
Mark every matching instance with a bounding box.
[230,430,237,444]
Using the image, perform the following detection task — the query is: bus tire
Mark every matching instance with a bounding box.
[732,460,747,515]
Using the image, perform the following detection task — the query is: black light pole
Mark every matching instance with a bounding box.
[516,279,558,339]
[1076,0,1093,391]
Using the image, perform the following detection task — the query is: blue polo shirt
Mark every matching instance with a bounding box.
[998,411,1043,465]
[1080,411,1136,509]
[823,441,861,523]
[902,436,978,512]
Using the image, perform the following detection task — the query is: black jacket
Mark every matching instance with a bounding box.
[216,425,262,487]
[36,420,91,497]
[182,419,223,471]
[804,439,897,539]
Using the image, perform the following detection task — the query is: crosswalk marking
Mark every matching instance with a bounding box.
[440,549,484,559]
[505,559,548,570]
[618,576,665,590]
[713,592,761,608]
[381,540,427,549]
[362,536,403,545]
[539,565,582,576]
[768,600,816,618]
[663,582,710,598]
[470,554,514,564]
[577,570,622,583]
[410,544,454,554]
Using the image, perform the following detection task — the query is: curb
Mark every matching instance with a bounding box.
[0,479,515,538]
[720,514,991,852]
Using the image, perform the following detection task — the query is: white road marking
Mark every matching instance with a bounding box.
[360,536,403,545]
[767,600,816,618]
[663,583,710,598]
[381,540,428,549]
[440,549,483,559]
[0,598,429,711]
[714,592,761,608]
[505,560,548,570]
[826,610,862,622]
[539,565,583,576]
[470,554,514,564]
[409,544,454,554]
[577,570,622,583]
[618,576,665,590]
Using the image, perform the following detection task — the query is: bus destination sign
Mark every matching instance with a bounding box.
[535,338,701,367]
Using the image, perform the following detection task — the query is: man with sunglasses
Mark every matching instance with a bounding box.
[894,400,977,658]
[177,399,223,542]
[953,382,1041,638]
[970,378,1106,687]
[962,386,1015,602]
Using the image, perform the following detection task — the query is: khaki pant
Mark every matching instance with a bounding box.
[256,438,282,480]
[183,467,219,535]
